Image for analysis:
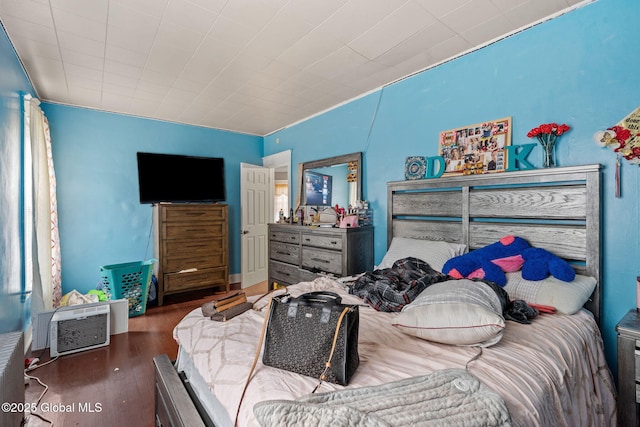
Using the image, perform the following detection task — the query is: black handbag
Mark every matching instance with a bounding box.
[262,291,360,386]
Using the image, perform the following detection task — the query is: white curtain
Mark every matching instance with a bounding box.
[26,97,61,311]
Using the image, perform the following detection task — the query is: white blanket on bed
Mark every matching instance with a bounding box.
[173,277,616,427]
[254,368,511,426]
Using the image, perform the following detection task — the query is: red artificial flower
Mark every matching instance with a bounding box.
[527,122,571,138]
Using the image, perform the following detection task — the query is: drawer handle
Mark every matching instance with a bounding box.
[276,270,290,276]
[304,238,311,242]
[185,244,209,250]
[275,251,291,256]
[310,258,330,263]
[290,236,296,240]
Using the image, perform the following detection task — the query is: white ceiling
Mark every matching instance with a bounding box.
[0,0,587,136]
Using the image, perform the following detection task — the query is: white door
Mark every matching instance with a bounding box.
[240,163,271,288]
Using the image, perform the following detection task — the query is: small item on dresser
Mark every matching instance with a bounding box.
[339,214,358,228]
[210,302,253,322]
[201,291,247,316]
[262,291,360,387]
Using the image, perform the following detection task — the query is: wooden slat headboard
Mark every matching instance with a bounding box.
[387,164,602,323]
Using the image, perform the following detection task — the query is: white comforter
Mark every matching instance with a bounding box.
[173,277,616,427]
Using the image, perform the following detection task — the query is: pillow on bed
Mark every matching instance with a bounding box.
[504,271,596,314]
[377,237,467,272]
[392,279,504,347]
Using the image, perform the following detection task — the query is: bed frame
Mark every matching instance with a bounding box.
[154,163,602,426]
[387,163,601,324]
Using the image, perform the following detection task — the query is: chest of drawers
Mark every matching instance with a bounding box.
[154,204,229,305]
[268,223,373,288]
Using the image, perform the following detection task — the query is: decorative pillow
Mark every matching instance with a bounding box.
[504,271,596,315]
[392,279,505,347]
[377,237,467,272]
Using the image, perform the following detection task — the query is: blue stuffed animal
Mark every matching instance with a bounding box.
[442,235,575,286]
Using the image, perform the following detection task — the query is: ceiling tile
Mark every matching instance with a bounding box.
[110,0,169,18]
[348,1,436,60]
[0,0,53,26]
[50,0,108,22]
[163,0,218,34]
[276,27,345,70]
[414,0,470,18]
[102,72,140,89]
[428,34,473,63]
[57,30,104,56]
[60,48,104,71]
[461,14,516,45]
[51,8,106,43]
[284,0,349,27]
[220,0,285,29]
[374,20,456,67]
[1,16,56,44]
[318,0,410,45]
[305,46,368,80]
[105,44,147,68]
[439,0,501,34]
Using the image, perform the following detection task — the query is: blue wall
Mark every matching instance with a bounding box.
[0,25,36,333]
[41,104,263,294]
[265,0,640,372]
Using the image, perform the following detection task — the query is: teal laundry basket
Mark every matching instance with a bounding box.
[100,259,157,317]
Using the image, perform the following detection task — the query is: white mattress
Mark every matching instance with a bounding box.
[173,277,616,427]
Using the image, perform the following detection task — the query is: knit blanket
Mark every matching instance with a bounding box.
[349,257,448,312]
[253,368,511,427]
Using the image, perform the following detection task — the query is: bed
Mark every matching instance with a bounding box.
[153,164,616,427]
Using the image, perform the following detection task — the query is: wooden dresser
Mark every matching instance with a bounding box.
[153,203,229,305]
[268,223,373,288]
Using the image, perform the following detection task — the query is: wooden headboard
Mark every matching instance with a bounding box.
[387,164,602,324]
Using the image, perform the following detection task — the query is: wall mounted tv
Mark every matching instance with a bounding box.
[136,152,226,204]
[304,170,332,206]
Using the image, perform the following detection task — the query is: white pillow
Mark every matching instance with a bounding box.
[504,271,596,315]
[392,279,505,347]
[377,237,467,272]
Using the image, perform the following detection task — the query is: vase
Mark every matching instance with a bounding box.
[542,142,556,168]
[538,134,558,168]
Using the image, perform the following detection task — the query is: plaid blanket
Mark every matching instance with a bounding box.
[349,257,448,312]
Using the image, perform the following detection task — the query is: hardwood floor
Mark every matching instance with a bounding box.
[23,282,267,427]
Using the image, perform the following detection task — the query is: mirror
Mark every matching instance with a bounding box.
[298,152,362,210]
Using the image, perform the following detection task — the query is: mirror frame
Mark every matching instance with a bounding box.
[298,152,362,209]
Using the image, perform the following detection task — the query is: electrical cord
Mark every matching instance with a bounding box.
[24,355,59,426]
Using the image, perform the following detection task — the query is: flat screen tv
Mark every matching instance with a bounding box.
[136,152,226,204]
[304,170,332,206]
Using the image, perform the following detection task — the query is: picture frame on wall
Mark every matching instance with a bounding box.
[438,117,512,175]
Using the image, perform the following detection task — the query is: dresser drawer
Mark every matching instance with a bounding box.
[163,237,224,258]
[163,252,225,272]
[270,242,300,265]
[270,230,300,244]
[269,260,319,285]
[301,233,343,251]
[269,260,300,284]
[164,268,227,292]
[163,222,225,240]
[161,205,226,222]
[301,247,342,275]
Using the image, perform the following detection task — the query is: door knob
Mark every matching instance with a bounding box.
[241,230,249,235]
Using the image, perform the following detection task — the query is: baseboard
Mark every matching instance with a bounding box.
[230,273,241,284]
